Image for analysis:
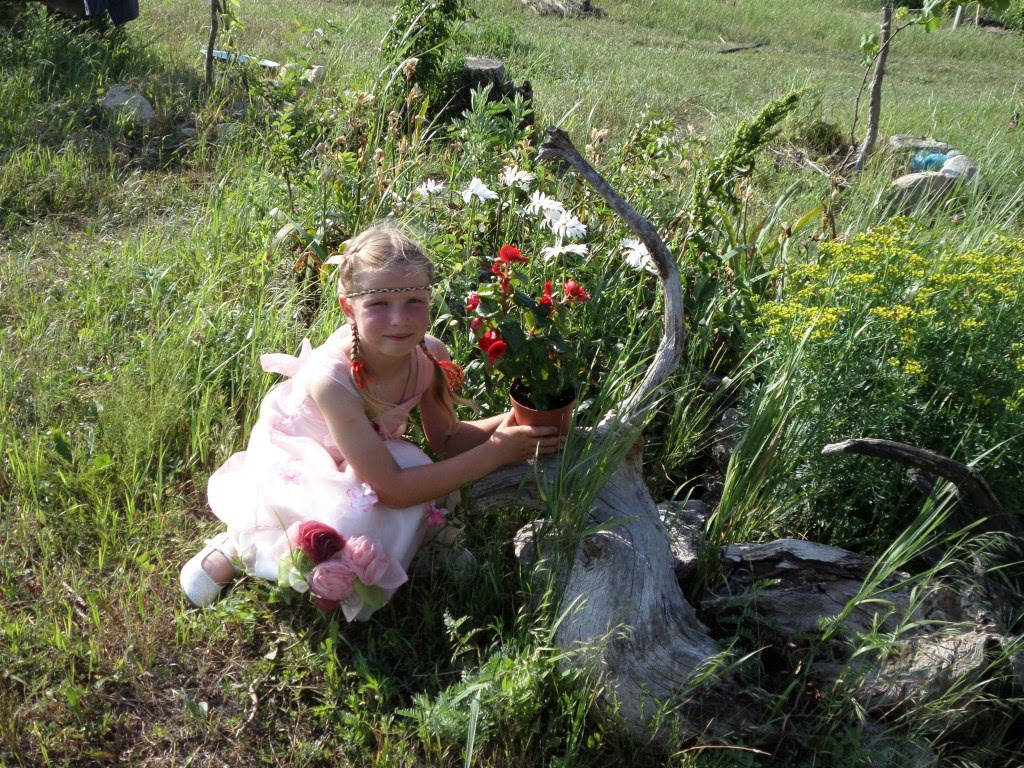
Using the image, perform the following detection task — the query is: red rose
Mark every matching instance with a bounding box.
[486,340,507,365]
[563,279,590,302]
[498,244,527,263]
[466,293,480,311]
[539,295,553,308]
[470,317,483,331]
[478,329,501,351]
[311,595,340,612]
[293,521,345,564]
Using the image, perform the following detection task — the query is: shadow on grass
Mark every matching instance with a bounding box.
[1,3,210,226]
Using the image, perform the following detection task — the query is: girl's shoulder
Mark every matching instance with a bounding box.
[420,333,450,362]
[304,325,358,393]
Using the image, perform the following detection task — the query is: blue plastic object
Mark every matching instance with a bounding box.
[911,151,947,172]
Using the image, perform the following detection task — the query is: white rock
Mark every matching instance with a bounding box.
[302,65,327,85]
[100,85,156,124]
[887,171,957,214]
[941,154,978,180]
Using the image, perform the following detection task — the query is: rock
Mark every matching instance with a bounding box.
[710,408,745,469]
[100,85,156,125]
[888,135,954,154]
[886,171,958,215]
[658,500,709,579]
[216,122,242,142]
[860,721,938,768]
[302,65,327,85]
[940,153,977,180]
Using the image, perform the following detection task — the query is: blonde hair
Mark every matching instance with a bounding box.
[336,225,435,299]
[334,224,477,433]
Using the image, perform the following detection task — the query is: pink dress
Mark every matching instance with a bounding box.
[207,324,446,619]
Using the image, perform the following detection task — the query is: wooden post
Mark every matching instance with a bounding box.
[852,4,893,171]
[952,4,964,29]
[205,0,220,91]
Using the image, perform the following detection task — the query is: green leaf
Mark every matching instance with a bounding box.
[513,289,536,310]
[859,32,879,55]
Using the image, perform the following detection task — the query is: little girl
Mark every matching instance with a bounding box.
[180,225,563,618]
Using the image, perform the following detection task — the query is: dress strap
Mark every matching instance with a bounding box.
[260,338,314,378]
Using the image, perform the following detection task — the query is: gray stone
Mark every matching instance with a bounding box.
[940,153,978,180]
[658,500,710,579]
[216,122,242,142]
[302,65,327,85]
[888,134,954,154]
[860,721,938,768]
[100,85,156,124]
[886,171,958,214]
[710,408,745,470]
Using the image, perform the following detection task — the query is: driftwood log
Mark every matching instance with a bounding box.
[467,126,1023,750]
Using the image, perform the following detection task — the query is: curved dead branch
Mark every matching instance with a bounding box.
[537,127,686,430]
[821,438,1020,538]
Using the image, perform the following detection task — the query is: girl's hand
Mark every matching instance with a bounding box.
[486,411,564,464]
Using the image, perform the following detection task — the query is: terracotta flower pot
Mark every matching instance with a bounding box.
[509,383,576,436]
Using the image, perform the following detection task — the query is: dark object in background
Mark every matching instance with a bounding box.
[17,0,138,25]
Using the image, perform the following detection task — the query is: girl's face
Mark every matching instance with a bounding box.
[342,268,432,360]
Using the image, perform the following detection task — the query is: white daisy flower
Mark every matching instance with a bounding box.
[524,190,564,216]
[540,241,590,263]
[462,177,498,204]
[621,238,657,274]
[499,164,534,190]
[415,178,446,197]
[547,209,587,240]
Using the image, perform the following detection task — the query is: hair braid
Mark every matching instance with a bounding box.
[420,339,478,434]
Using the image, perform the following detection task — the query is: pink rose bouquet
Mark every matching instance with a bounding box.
[278,520,408,621]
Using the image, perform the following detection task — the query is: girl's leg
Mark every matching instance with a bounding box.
[179,531,240,607]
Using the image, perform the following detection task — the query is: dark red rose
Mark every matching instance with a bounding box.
[466,293,480,311]
[295,521,345,564]
[311,595,340,612]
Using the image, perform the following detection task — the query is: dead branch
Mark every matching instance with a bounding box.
[537,127,686,430]
[821,438,1021,539]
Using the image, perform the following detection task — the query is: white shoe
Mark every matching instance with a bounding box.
[180,533,240,607]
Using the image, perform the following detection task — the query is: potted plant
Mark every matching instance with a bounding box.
[464,244,591,434]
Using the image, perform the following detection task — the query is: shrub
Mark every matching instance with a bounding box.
[752,222,1024,545]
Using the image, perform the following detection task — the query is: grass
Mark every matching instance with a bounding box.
[2,0,1024,765]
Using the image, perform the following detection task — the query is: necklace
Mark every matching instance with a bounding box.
[373,351,415,405]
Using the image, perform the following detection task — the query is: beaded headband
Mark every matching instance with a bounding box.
[341,285,433,299]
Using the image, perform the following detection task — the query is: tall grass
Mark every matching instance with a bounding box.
[2,0,1023,765]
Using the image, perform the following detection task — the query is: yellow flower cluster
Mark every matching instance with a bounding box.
[758,224,1024,360]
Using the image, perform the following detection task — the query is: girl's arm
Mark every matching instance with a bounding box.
[416,340,507,457]
[432,413,508,457]
[308,372,561,509]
